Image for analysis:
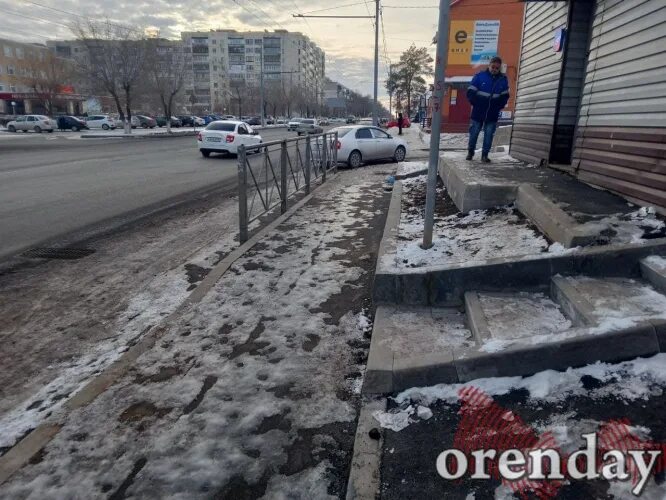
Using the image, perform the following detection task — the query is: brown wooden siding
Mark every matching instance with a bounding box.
[572,0,666,210]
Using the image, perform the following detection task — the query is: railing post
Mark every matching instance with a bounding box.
[333,132,339,174]
[305,135,312,195]
[238,145,249,244]
[280,140,288,213]
[321,133,327,183]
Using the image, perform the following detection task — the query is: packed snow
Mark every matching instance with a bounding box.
[396,161,428,178]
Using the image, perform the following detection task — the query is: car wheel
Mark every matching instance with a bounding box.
[102,124,109,130]
[8,125,15,132]
[142,123,148,128]
[47,129,53,133]
[34,126,42,133]
[71,126,79,132]
[201,150,211,158]
[348,150,362,168]
[393,146,406,162]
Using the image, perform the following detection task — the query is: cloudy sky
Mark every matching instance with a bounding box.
[1,0,438,103]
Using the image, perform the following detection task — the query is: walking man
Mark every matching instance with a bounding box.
[466,56,510,163]
[397,112,404,135]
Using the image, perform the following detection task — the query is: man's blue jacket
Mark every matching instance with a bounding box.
[466,69,510,123]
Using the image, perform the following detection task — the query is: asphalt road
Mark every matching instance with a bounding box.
[0,127,311,260]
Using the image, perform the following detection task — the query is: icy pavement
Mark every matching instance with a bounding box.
[384,174,549,270]
[379,354,666,499]
[0,165,393,498]
[396,161,428,178]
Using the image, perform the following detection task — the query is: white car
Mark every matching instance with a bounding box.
[193,116,205,126]
[296,118,323,136]
[287,118,304,131]
[6,115,54,133]
[333,125,407,168]
[85,115,117,130]
[197,120,262,157]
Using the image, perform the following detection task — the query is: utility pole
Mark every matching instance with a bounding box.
[373,0,380,126]
[260,45,265,127]
[422,0,450,249]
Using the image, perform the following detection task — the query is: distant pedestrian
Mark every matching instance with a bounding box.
[466,56,510,163]
[397,112,404,135]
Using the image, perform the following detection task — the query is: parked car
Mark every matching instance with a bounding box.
[197,120,262,157]
[85,114,117,130]
[296,118,323,136]
[246,116,261,126]
[288,118,304,131]
[387,116,411,129]
[202,114,223,125]
[276,118,287,125]
[177,115,194,126]
[379,117,389,128]
[222,115,236,120]
[346,115,357,124]
[7,115,55,133]
[156,116,182,127]
[133,115,157,128]
[318,117,330,126]
[332,125,407,168]
[56,115,88,131]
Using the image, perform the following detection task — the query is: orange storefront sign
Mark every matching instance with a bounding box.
[449,20,475,65]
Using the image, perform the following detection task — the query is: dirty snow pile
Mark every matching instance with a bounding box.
[420,131,470,149]
[579,206,666,244]
[396,161,428,177]
[1,173,383,499]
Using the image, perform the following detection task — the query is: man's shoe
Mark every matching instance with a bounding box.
[481,155,491,163]
[466,152,473,161]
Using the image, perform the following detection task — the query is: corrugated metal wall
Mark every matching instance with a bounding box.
[510,1,569,165]
[573,0,666,209]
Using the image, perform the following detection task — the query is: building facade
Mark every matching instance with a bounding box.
[510,0,666,212]
[434,0,525,132]
[0,38,83,116]
[180,29,326,114]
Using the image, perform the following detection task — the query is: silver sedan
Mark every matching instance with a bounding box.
[332,125,407,168]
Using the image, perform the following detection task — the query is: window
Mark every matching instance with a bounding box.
[28,116,36,122]
[356,128,372,139]
[16,116,26,122]
[0,84,3,91]
[371,128,390,139]
[9,84,16,92]
[206,122,235,132]
[15,48,24,59]
[3,45,12,57]
[238,125,248,135]
[7,65,15,75]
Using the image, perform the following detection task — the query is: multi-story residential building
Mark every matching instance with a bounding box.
[180,29,326,114]
[0,38,83,115]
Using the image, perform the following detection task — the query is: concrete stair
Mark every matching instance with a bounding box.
[364,255,666,394]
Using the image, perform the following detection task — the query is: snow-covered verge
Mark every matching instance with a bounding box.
[1,167,388,498]
[382,174,550,271]
[396,161,428,177]
[579,206,666,245]
[0,199,240,452]
[419,130,470,150]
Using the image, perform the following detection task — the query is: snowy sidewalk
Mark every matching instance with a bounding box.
[1,165,394,498]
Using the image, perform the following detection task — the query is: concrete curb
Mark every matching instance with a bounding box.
[640,256,666,293]
[550,276,597,326]
[0,172,338,485]
[463,291,492,344]
[363,313,665,394]
[516,184,605,248]
[373,182,402,304]
[81,131,198,139]
[346,397,386,500]
[374,238,666,306]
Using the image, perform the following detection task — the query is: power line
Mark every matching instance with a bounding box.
[2,8,71,30]
[296,1,369,15]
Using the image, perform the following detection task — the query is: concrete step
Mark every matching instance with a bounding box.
[640,255,666,293]
[552,275,666,327]
[363,305,474,394]
[464,291,572,344]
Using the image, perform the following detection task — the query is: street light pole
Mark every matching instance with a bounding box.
[260,46,265,127]
[422,0,450,249]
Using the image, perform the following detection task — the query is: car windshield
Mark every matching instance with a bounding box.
[334,127,354,138]
[291,118,303,123]
[206,122,236,132]
[302,119,315,125]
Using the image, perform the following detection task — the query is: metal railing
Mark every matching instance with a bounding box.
[238,131,338,243]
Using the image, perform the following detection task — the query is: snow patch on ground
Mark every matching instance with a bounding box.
[578,207,666,245]
[396,161,428,177]
[385,175,549,270]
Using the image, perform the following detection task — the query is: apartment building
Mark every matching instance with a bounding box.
[180,29,326,114]
[0,38,83,115]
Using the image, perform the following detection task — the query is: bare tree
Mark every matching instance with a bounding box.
[22,50,74,115]
[71,19,148,134]
[146,39,189,133]
[230,78,244,118]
